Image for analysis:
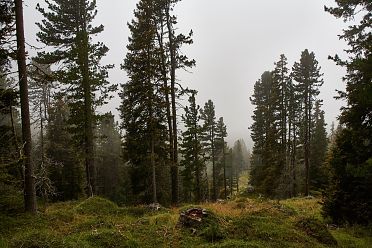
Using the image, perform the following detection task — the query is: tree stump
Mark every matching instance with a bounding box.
[179,208,208,227]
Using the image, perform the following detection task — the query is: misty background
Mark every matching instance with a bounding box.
[23,0,348,148]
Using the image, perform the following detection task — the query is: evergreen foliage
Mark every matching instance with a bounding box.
[200,100,218,201]
[180,92,206,202]
[46,97,84,201]
[250,52,327,198]
[292,49,324,196]
[119,0,170,204]
[309,101,328,190]
[215,117,228,199]
[323,0,372,225]
[36,0,116,196]
[0,0,14,69]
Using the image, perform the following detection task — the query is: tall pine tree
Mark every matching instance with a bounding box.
[292,49,324,196]
[36,0,115,196]
[120,0,169,204]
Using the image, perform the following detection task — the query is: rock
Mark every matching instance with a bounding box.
[148,203,162,211]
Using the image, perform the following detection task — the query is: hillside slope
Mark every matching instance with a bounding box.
[0,197,371,248]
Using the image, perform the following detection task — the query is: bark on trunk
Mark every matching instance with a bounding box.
[166,2,178,204]
[15,0,37,213]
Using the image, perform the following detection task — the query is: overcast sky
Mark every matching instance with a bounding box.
[24,0,348,148]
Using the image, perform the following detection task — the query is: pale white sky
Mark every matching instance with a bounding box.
[24,0,348,148]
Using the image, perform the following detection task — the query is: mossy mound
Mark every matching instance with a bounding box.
[296,217,338,246]
[74,197,119,215]
[85,229,138,248]
[179,207,226,242]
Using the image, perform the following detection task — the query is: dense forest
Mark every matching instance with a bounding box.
[0,0,371,247]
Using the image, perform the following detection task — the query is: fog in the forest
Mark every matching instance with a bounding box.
[24,0,348,147]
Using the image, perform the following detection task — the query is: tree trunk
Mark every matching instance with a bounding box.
[194,129,201,202]
[79,2,95,197]
[166,2,178,204]
[304,88,310,196]
[211,126,216,201]
[223,141,227,199]
[151,136,157,203]
[155,27,174,198]
[14,0,37,213]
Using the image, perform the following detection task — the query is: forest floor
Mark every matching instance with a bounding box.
[1,194,371,248]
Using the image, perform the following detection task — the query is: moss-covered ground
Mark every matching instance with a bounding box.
[0,196,371,247]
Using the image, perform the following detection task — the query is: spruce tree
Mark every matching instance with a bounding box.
[323,0,372,225]
[36,0,115,196]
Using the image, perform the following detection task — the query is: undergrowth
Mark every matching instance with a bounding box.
[0,196,371,248]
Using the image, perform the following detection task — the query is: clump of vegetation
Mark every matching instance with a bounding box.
[10,229,68,248]
[85,229,130,248]
[74,197,119,215]
[296,217,337,246]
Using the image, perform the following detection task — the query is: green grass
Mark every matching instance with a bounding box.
[0,196,371,248]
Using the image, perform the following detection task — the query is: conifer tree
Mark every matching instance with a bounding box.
[46,96,84,201]
[180,92,205,202]
[0,71,23,209]
[215,117,227,198]
[200,100,217,201]
[15,0,37,213]
[36,0,115,196]
[0,0,14,70]
[161,0,195,204]
[323,0,372,224]
[309,100,328,190]
[120,0,169,204]
[250,71,281,196]
[272,54,291,190]
[292,49,324,196]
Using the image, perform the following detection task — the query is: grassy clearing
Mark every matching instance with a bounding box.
[0,196,371,248]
